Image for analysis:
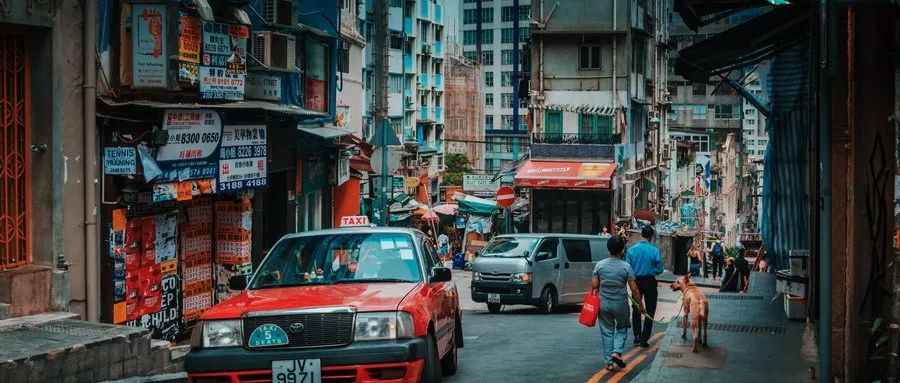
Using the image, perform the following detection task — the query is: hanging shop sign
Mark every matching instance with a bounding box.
[104,147,137,175]
[200,22,248,100]
[245,73,282,101]
[156,110,222,182]
[218,125,268,193]
[177,14,201,84]
[131,4,168,88]
[463,174,501,193]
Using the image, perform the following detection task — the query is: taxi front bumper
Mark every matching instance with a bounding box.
[186,337,426,383]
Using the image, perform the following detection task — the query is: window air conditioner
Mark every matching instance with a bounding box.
[252,32,297,70]
[260,0,296,27]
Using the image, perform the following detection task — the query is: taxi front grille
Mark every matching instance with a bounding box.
[243,312,355,349]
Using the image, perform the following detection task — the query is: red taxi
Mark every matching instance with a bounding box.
[185,225,463,383]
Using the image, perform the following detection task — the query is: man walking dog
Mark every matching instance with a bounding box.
[626,226,664,347]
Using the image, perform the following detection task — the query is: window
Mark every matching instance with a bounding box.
[579,114,613,136]
[747,119,756,125]
[563,240,592,262]
[463,51,477,61]
[463,31,477,45]
[744,108,755,116]
[502,115,514,129]
[485,115,494,129]
[485,71,494,87]
[519,27,530,41]
[482,50,494,65]
[492,137,501,151]
[388,74,403,93]
[339,46,350,73]
[501,71,514,86]
[501,5,530,21]
[759,139,767,146]
[579,45,601,69]
[501,93,514,108]
[463,8,493,24]
[389,0,401,6]
[485,158,494,170]
[501,28,515,44]
[714,104,737,119]
[481,29,494,44]
[545,110,562,135]
[505,137,514,152]
[534,239,558,261]
[485,93,494,106]
[501,49,517,65]
[691,105,707,119]
[692,83,706,96]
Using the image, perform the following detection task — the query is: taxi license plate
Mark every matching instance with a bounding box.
[272,360,321,383]
[488,293,501,303]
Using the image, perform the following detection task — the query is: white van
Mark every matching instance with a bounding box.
[470,234,610,313]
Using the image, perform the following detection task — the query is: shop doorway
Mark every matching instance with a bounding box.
[256,172,289,264]
[0,32,30,270]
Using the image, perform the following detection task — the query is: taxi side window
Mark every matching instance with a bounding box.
[535,239,558,262]
[422,239,441,270]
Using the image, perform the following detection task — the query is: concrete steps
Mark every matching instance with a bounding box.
[0,313,183,383]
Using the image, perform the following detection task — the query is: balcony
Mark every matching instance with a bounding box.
[420,107,431,121]
[418,73,429,89]
[433,74,443,89]
[530,133,621,160]
[532,133,621,145]
[419,0,429,20]
[404,17,415,36]
[403,54,414,73]
[434,107,443,123]
[434,4,442,24]
[434,41,443,57]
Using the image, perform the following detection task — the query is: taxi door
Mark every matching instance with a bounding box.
[422,237,453,355]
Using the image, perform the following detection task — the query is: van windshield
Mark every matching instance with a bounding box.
[480,237,537,258]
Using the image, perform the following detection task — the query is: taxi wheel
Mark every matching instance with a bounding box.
[538,287,557,314]
[487,303,502,313]
[422,333,443,383]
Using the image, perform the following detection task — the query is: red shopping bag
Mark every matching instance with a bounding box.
[579,293,600,327]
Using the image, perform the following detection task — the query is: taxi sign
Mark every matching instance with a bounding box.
[340,215,370,227]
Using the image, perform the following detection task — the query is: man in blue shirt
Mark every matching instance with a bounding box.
[625,225,665,347]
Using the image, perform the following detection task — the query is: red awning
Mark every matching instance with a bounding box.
[514,161,617,189]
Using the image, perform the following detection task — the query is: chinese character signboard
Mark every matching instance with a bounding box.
[245,73,282,101]
[132,4,167,88]
[218,125,268,192]
[177,14,201,84]
[104,147,137,175]
[200,22,248,100]
[463,174,501,193]
[156,110,222,182]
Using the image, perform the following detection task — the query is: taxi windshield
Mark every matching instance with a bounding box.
[480,237,537,258]
[250,233,423,289]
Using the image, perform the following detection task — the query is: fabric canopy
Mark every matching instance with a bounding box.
[453,194,499,215]
[514,161,617,189]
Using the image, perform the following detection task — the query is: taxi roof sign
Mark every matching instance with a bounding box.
[340,215,371,228]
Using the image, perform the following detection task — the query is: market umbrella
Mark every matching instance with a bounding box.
[414,208,439,221]
[432,204,458,216]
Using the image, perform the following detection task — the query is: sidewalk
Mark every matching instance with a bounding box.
[656,272,720,288]
[633,272,818,383]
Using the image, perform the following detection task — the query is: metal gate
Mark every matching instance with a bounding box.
[0,32,30,270]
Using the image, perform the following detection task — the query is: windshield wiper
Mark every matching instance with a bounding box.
[331,278,415,284]
[251,281,333,290]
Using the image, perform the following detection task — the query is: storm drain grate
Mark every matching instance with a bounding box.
[676,322,787,335]
[36,322,115,337]
[704,294,764,301]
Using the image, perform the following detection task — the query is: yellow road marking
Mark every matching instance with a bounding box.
[606,345,660,383]
[586,332,663,383]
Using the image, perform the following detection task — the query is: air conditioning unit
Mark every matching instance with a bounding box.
[260,0,296,27]
[405,96,415,106]
[252,32,296,70]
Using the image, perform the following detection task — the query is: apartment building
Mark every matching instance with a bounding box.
[444,43,486,171]
[460,0,530,174]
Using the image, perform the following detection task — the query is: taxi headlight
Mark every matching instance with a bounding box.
[200,320,243,348]
[355,312,414,341]
[512,272,533,283]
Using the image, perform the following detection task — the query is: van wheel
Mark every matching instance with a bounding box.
[487,303,502,313]
[421,333,442,383]
[538,287,557,314]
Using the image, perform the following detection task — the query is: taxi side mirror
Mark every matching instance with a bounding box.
[228,275,250,290]
[430,266,452,283]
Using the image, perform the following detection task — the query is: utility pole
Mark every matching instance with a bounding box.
[373,0,390,225]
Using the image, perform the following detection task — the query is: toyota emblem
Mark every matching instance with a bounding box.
[492,270,499,276]
[288,323,305,334]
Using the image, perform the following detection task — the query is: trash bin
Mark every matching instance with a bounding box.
[452,252,465,270]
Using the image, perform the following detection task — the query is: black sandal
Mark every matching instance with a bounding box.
[611,355,627,368]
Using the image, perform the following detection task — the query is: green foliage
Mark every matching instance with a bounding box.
[443,153,472,186]
[677,150,696,169]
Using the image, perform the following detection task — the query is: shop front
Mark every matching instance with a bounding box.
[515,160,618,235]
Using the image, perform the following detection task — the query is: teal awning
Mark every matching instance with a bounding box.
[418,145,437,155]
[298,126,351,139]
[455,194,499,215]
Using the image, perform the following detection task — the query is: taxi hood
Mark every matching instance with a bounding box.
[200,283,419,320]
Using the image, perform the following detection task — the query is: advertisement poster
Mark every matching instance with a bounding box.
[178,15,201,63]
[132,4,167,88]
[245,73,282,101]
[103,147,137,175]
[126,274,182,341]
[156,110,222,182]
[200,22,248,100]
[218,125,268,192]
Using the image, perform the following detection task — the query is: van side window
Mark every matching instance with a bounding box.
[534,239,558,261]
[562,239,592,263]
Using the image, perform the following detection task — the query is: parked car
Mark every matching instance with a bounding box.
[185,225,463,383]
[471,234,609,314]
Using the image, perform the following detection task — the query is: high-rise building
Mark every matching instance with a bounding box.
[460,0,530,174]
[444,43,485,171]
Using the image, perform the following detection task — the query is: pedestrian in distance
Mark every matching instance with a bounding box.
[625,226,664,347]
[688,243,703,277]
[591,236,645,372]
[719,257,740,293]
[735,249,751,293]
[709,235,726,280]
[599,226,612,239]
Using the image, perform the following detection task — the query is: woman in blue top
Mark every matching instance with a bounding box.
[591,236,646,371]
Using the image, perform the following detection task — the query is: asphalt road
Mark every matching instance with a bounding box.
[446,271,685,383]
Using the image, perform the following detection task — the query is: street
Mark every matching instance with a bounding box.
[448,271,689,383]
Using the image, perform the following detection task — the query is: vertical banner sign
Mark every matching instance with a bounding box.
[218,125,268,192]
[304,41,328,112]
[200,22,248,100]
[132,4,167,88]
[177,14,201,84]
[156,110,222,182]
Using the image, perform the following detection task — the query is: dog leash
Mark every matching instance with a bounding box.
[629,296,656,321]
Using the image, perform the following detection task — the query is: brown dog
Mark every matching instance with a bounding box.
[670,274,709,352]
